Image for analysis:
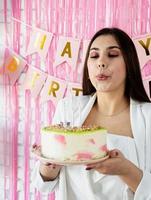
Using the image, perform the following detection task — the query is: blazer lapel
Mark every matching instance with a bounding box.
[79,93,97,126]
[130,99,146,170]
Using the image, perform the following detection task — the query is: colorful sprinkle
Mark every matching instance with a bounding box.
[88,138,96,144]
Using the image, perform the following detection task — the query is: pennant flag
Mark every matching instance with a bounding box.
[26,29,53,59]
[23,66,48,98]
[40,75,67,105]
[54,36,81,70]
[133,34,151,68]
[66,82,83,96]
[4,51,26,85]
[78,40,90,74]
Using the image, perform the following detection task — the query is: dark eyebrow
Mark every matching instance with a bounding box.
[108,46,121,50]
[90,46,121,51]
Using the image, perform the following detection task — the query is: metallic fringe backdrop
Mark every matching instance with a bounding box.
[1,0,151,199]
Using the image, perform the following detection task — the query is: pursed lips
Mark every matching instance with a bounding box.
[96,74,111,80]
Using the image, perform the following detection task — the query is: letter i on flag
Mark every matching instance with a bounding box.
[23,67,48,98]
[4,52,26,85]
[26,29,53,59]
[54,36,81,71]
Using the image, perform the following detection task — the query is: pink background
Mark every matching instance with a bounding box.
[1,0,151,199]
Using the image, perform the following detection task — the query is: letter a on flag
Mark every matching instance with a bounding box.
[54,36,81,70]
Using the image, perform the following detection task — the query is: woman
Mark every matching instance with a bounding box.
[32,28,151,200]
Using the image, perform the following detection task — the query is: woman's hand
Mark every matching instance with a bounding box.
[39,162,62,181]
[86,149,129,175]
[32,144,62,181]
[86,149,143,192]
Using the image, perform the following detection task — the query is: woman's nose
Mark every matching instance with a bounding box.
[97,55,108,69]
[97,63,108,69]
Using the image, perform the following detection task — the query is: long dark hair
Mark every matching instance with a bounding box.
[82,27,150,103]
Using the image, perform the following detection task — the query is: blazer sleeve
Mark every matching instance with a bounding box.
[32,100,64,193]
[134,103,151,200]
[134,171,151,200]
[31,161,59,193]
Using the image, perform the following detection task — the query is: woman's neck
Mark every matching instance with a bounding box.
[95,91,129,117]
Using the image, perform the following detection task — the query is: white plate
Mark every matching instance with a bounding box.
[31,146,109,165]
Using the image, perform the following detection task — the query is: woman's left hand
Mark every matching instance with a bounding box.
[86,149,143,192]
[86,149,130,175]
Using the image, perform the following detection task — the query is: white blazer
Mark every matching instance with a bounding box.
[32,93,151,200]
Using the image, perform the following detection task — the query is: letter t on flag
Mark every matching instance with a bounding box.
[23,67,48,98]
[26,29,53,59]
[54,36,81,71]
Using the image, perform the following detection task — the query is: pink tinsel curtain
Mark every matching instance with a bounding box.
[1,0,151,199]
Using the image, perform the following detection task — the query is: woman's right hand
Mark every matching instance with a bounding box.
[39,162,62,181]
[32,144,62,181]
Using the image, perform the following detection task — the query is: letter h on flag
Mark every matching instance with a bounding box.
[26,28,53,59]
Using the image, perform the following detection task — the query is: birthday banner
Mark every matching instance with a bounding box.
[54,36,81,70]
[0,48,27,84]
[133,35,151,69]
[133,35,151,99]
[1,18,151,102]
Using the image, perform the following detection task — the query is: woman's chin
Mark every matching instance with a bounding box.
[95,85,111,92]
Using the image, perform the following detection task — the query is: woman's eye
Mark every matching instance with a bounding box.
[89,53,99,58]
[108,54,118,57]
[90,55,99,58]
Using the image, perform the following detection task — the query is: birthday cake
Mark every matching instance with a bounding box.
[41,125,108,162]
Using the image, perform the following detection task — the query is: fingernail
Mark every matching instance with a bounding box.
[46,163,52,166]
[85,167,92,170]
[32,144,37,148]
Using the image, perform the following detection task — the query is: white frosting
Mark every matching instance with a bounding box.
[41,129,107,161]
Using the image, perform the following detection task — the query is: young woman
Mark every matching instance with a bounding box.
[32,28,151,200]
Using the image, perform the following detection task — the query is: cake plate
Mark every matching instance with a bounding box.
[31,145,109,165]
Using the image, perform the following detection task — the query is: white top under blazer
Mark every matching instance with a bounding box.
[32,93,151,200]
